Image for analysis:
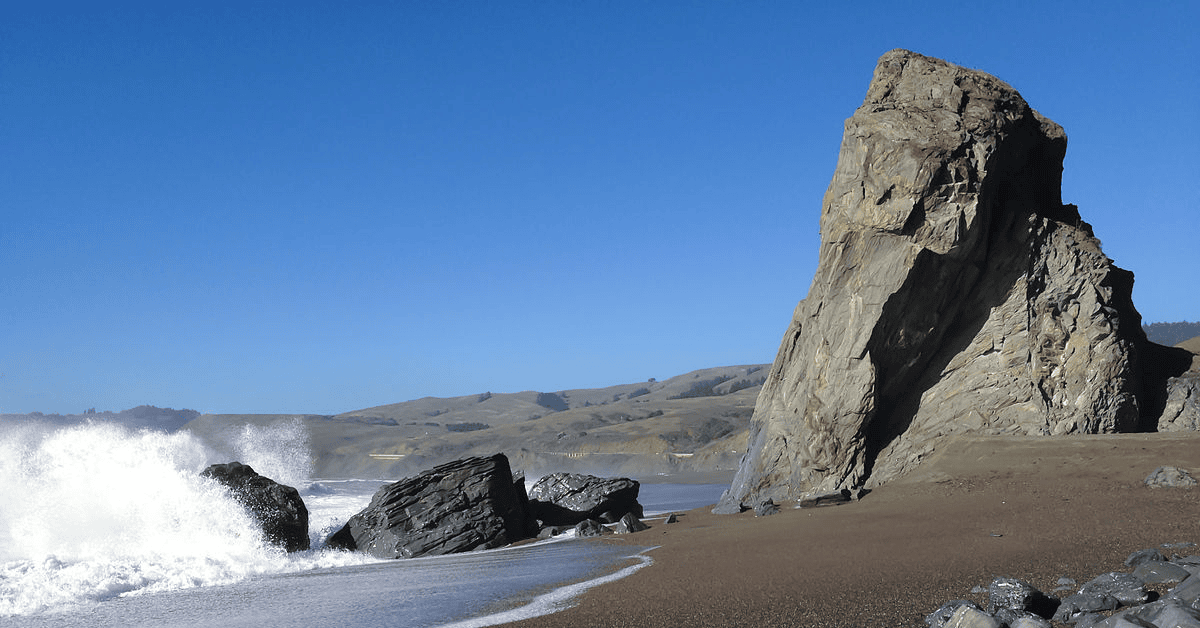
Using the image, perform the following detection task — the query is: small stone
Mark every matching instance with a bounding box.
[573,519,610,538]
[1008,614,1052,628]
[1144,466,1197,488]
[926,600,982,627]
[664,513,679,524]
[987,577,1052,617]
[945,604,1002,628]
[1125,548,1165,567]
[1104,599,1200,628]
[1133,560,1193,584]
[613,512,648,534]
[753,499,780,517]
[1054,592,1119,623]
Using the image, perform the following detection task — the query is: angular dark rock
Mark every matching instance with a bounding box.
[986,577,1054,618]
[536,525,570,539]
[718,49,1197,510]
[1051,592,1118,623]
[1098,599,1200,628]
[528,473,642,526]
[201,461,309,552]
[1133,560,1193,584]
[1125,548,1166,567]
[327,454,536,559]
[613,512,648,534]
[752,498,780,517]
[1081,571,1149,606]
[573,519,609,538]
[1166,574,1200,607]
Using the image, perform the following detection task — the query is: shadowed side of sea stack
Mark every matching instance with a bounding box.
[718,49,1194,512]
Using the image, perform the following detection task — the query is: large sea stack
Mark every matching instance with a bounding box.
[718,50,1196,511]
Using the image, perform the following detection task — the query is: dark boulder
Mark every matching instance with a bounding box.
[752,498,780,517]
[527,472,642,526]
[986,577,1056,619]
[613,512,648,534]
[201,462,309,552]
[573,519,610,538]
[327,454,536,559]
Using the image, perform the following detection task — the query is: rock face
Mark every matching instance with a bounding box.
[527,472,642,526]
[719,50,1196,510]
[201,462,310,552]
[327,454,536,559]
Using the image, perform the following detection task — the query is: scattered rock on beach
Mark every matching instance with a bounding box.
[574,519,611,538]
[934,547,1200,628]
[328,454,536,558]
[752,498,780,517]
[1144,466,1197,488]
[613,512,648,534]
[528,472,642,526]
[201,461,310,552]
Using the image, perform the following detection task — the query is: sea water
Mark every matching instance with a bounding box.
[0,420,725,627]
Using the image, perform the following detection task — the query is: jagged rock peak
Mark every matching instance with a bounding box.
[717,50,1193,512]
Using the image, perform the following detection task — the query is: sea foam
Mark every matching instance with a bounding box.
[0,421,368,616]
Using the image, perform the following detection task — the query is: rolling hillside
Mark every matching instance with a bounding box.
[182,364,769,480]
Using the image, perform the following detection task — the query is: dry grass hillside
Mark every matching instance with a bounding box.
[181,365,768,480]
[1177,334,1200,356]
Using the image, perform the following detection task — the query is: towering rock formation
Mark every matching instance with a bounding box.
[718,50,1195,511]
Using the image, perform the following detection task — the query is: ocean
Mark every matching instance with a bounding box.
[0,420,726,627]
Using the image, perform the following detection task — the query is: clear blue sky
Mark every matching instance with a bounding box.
[3,2,1197,415]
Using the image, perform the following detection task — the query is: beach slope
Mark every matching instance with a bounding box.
[509,432,1200,627]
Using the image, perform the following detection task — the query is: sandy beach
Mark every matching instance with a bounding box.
[508,432,1200,627]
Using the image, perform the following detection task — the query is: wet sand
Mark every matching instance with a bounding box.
[507,432,1200,627]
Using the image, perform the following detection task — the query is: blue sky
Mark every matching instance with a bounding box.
[2,2,1197,415]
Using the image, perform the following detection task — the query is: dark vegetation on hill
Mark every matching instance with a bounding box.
[1143,321,1200,347]
[182,365,770,479]
[0,405,200,432]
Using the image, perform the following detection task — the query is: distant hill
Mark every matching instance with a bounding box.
[0,405,200,432]
[183,364,771,480]
[1144,321,1200,346]
[1179,336,1200,355]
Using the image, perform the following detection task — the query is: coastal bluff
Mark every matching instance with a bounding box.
[718,50,1197,512]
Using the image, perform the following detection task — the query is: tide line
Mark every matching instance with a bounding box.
[434,545,659,628]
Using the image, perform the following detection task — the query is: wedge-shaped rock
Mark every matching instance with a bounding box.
[528,473,642,526]
[719,49,1195,509]
[201,461,309,552]
[328,454,535,558]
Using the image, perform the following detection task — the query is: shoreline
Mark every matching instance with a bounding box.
[504,433,1200,627]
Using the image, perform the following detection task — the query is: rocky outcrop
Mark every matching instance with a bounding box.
[928,548,1200,627]
[1158,373,1200,432]
[718,50,1197,511]
[327,454,537,559]
[201,462,310,552]
[527,473,642,526]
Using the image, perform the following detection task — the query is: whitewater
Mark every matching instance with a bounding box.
[0,419,722,627]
